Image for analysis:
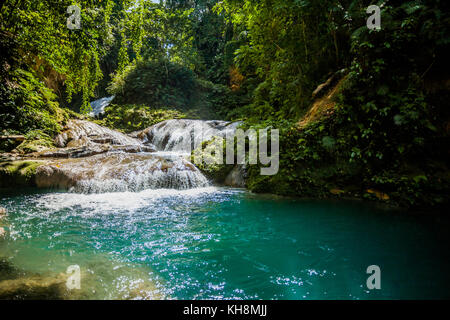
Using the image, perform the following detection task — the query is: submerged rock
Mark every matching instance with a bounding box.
[0,273,70,300]
[0,227,6,238]
[121,280,163,300]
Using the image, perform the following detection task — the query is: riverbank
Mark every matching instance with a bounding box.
[0,116,448,212]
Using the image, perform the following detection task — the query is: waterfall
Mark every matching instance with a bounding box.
[89,96,115,118]
[38,119,239,193]
[136,119,241,154]
[36,153,210,193]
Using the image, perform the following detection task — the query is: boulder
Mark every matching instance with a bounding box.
[29,120,156,159]
[0,160,47,188]
[54,120,141,148]
[36,144,156,159]
[224,165,247,188]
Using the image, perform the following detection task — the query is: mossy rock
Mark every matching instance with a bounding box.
[0,160,44,188]
[95,104,187,133]
[14,130,55,154]
[191,138,234,184]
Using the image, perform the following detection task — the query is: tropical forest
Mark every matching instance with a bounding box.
[0,0,449,301]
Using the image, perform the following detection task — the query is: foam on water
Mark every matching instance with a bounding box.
[33,187,220,214]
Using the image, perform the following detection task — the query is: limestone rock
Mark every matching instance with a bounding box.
[54,120,141,148]
[224,165,247,188]
[35,152,209,193]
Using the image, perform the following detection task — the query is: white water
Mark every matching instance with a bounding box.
[89,96,115,118]
[31,187,220,216]
[137,119,241,154]
[41,119,240,194]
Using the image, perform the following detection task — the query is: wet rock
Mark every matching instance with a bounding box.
[36,144,156,159]
[35,152,209,193]
[54,120,141,148]
[28,120,157,159]
[0,160,47,188]
[224,165,247,188]
[2,119,247,191]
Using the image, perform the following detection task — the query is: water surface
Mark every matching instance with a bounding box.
[1,188,449,299]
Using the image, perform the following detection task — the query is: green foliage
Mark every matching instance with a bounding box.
[109,59,196,108]
[0,0,112,113]
[108,59,243,120]
[216,0,352,119]
[191,137,234,183]
[0,68,69,138]
[96,104,187,133]
[15,130,55,154]
[216,0,450,208]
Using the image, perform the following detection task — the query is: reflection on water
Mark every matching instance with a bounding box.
[1,188,449,299]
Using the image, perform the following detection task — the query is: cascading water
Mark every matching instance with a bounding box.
[89,96,115,118]
[36,119,238,194]
[36,153,209,193]
[135,119,241,154]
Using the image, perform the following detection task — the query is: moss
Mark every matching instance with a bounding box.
[15,139,54,154]
[14,130,55,154]
[0,160,43,188]
[191,138,234,184]
[94,104,187,133]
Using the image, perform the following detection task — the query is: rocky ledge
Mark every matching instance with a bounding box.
[0,119,246,192]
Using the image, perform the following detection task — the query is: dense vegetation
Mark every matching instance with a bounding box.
[1,0,449,208]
